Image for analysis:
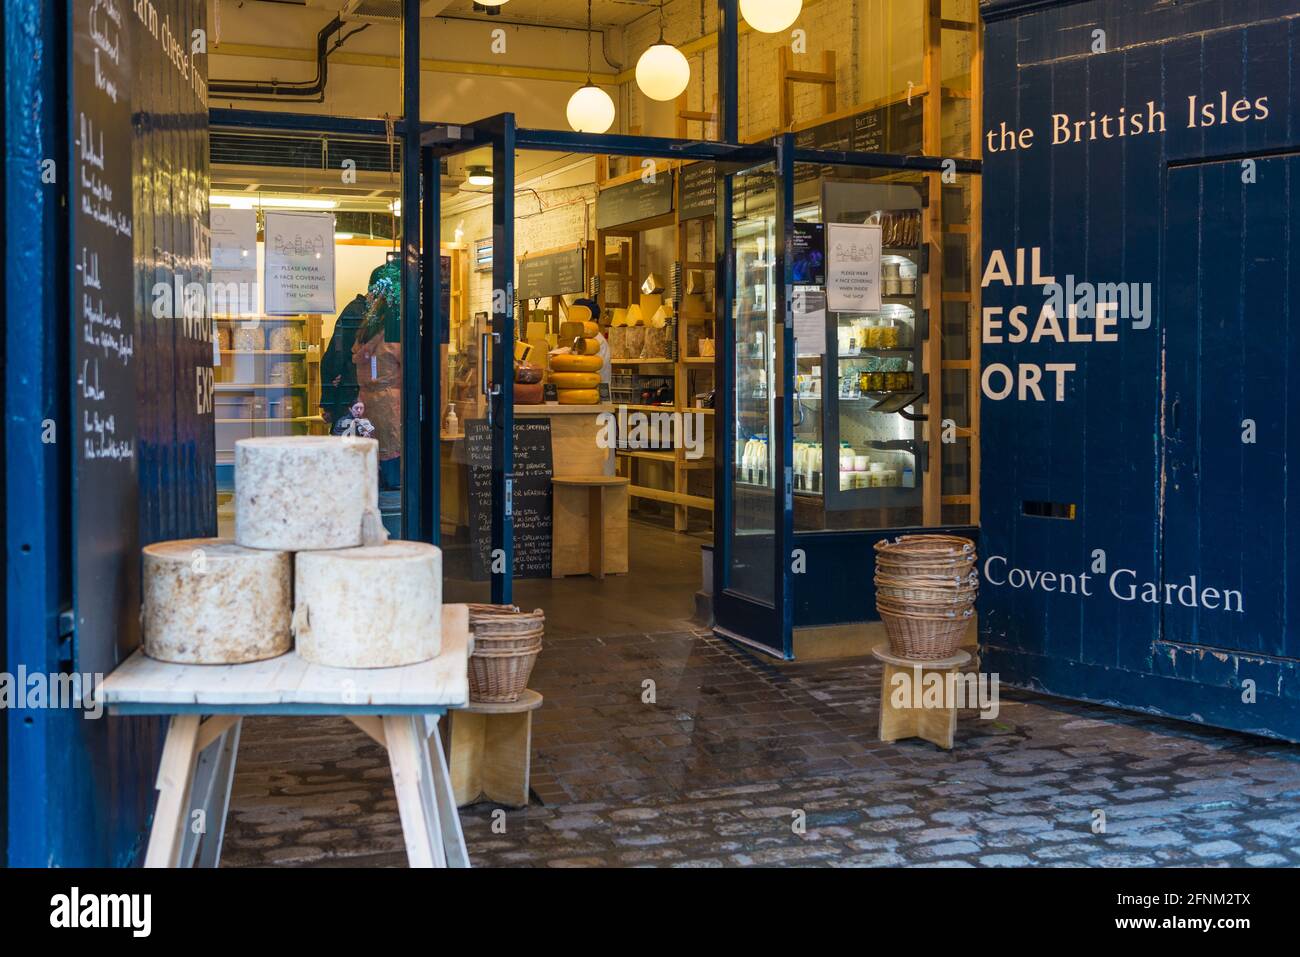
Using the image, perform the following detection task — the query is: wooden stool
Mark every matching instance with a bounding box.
[551,475,628,579]
[449,690,543,807]
[872,646,972,750]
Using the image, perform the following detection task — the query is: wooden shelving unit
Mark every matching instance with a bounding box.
[596,162,717,533]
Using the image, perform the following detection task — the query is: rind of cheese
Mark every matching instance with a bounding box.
[236,436,386,551]
[550,371,601,389]
[550,353,603,372]
[557,388,601,404]
[143,538,291,664]
[293,541,443,668]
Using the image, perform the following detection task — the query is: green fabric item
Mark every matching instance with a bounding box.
[361,258,402,341]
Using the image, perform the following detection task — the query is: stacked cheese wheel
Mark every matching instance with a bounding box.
[140,436,443,669]
[550,350,602,404]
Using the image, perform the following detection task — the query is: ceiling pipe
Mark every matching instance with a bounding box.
[209,15,362,100]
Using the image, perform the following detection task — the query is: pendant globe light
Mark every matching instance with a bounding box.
[567,0,616,134]
[739,0,803,33]
[635,1,690,102]
[475,1,511,6]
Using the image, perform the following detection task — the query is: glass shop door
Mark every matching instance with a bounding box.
[423,117,517,606]
[713,146,796,657]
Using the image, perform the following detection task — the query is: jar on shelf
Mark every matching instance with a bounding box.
[879,322,900,349]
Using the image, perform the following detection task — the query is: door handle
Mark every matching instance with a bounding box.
[481,331,501,425]
[1170,397,1180,437]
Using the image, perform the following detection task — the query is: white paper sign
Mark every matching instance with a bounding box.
[826,223,882,313]
[210,208,258,317]
[263,211,336,315]
[792,288,826,357]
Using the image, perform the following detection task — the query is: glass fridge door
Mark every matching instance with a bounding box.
[821,180,924,511]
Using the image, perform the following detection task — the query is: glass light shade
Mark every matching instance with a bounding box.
[476,1,511,6]
[739,0,802,33]
[566,83,616,134]
[635,42,690,102]
[466,165,493,187]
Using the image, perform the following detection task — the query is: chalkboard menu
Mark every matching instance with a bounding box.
[596,172,675,230]
[518,246,586,301]
[793,99,925,184]
[679,162,717,221]
[465,419,554,580]
[72,0,140,675]
[72,0,214,676]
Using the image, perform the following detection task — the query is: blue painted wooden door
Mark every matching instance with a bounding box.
[1162,155,1300,658]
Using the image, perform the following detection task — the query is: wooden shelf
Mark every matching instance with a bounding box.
[596,167,718,533]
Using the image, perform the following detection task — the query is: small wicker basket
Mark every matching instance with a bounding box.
[467,604,544,702]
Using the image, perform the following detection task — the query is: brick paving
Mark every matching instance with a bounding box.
[222,628,1300,867]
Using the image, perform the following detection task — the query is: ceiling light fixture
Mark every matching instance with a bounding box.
[567,0,615,134]
[635,1,690,102]
[739,0,803,34]
[465,165,493,187]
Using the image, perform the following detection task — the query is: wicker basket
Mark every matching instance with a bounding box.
[877,603,973,659]
[872,534,978,659]
[466,604,544,702]
[875,571,978,603]
[467,604,545,636]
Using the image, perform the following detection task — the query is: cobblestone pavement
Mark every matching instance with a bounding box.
[223,629,1300,867]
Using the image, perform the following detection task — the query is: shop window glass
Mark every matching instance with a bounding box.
[210,129,405,538]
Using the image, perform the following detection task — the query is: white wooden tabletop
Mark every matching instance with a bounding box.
[102,604,470,716]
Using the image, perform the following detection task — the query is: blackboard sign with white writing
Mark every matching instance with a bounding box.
[518,246,586,301]
[72,0,141,675]
[72,0,215,677]
[466,418,554,579]
[596,172,675,230]
[679,162,717,221]
[793,100,925,184]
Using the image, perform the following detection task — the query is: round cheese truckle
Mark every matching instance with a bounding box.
[142,538,291,664]
[292,541,442,668]
[235,436,387,551]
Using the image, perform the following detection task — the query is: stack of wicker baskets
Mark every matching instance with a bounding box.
[874,534,977,660]
[466,604,544,703]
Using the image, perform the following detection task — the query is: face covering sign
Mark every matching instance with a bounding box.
[263,211,336,316]
[826,223,882,313]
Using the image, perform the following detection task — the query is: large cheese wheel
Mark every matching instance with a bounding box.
[236,436,387,551]
[143,538,291,664]
[557,388,600,405]
[559,320,599,339]
[571,336,602,356]
[293,541,442,668]
[550,353,603,373]
[550,371,601,389]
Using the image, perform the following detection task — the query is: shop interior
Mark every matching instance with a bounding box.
[205,0,980,650]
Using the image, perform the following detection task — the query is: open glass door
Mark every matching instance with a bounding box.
[713,140,795,657]
[423,116,516,606]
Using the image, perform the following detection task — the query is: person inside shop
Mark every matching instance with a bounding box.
[330,399,376,439]
[353,257,403,490]
[319,291,367,427]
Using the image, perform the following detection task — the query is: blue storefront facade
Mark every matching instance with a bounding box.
[979,0,1300,740]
